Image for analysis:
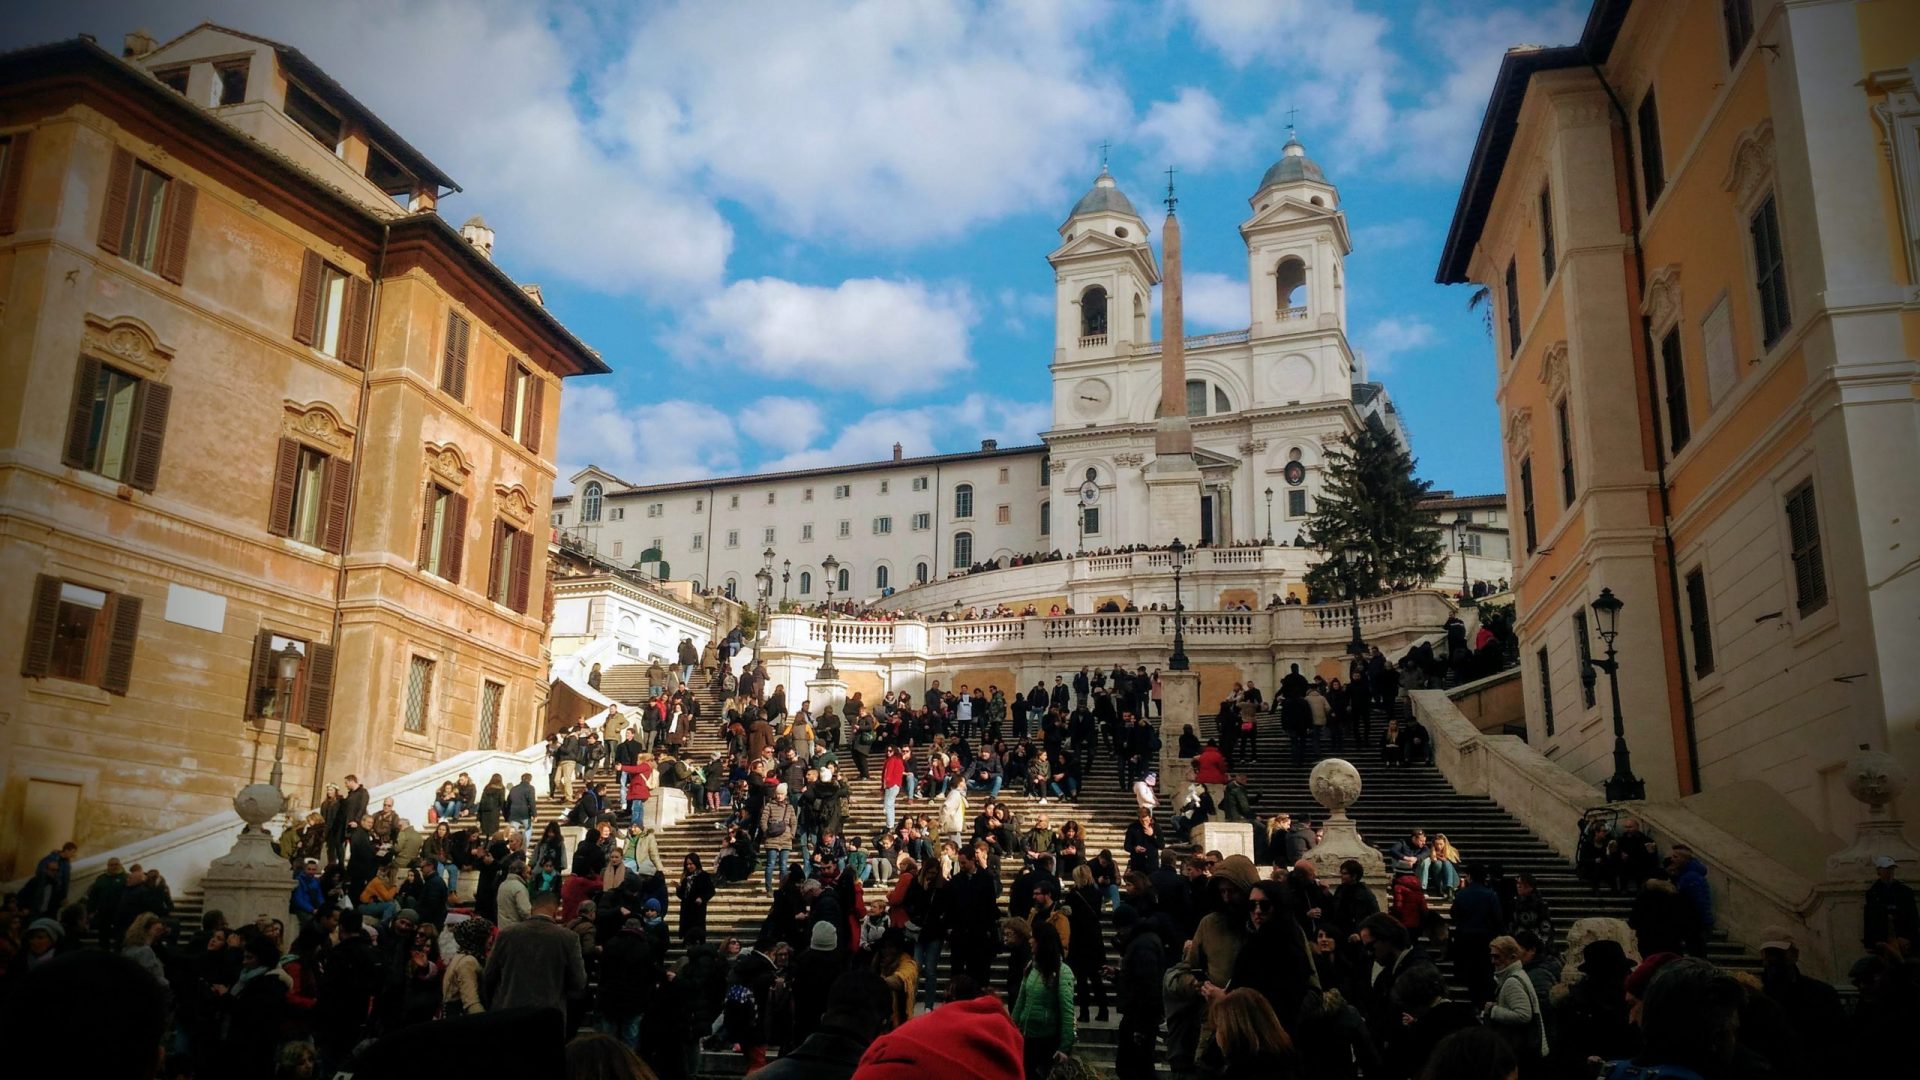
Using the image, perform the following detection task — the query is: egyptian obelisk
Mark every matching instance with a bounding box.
[1146,175,1203,544]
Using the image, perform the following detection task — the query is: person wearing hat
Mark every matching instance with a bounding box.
[595,914,657,1048]
[759,968,893,1080]
[1864,854,1918,951]
[21,918,64,972]
[791,921,850,1043]
[1551,939,1636,1074]
[854,992,1024,1080]
[1756,930,1846,1063]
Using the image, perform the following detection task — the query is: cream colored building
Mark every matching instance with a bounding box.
[0,25,606,877]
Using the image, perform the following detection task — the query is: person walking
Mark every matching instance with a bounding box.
[1011,923,1077,1080]
[480,890,587,1014]
[506,772,537,846]
[761,783,798,895]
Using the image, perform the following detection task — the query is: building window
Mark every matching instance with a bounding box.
[1539,184,1556,282]
[21,575,143,695]
[1083,507,1101,535]
[63,357,170,491]
[487,520,533,613]
[1520,457,1537,554]
[879,480,890,494]
[876,565,889,590]
[647,503,663,517]
[916,561,929,584]
[913,476,929,492]
[650,537,662,552]
[911,512,930,531]
[416,483,467,582]
[1685,567,1715,677]
[801,523,814,541]
[996,505,1011,525]
[799,571,812,595]
[269,439,349,552]
[724,578,738,598]
[834,484,851,499]
[1750,194,1791,348]
[290,251,370,364]
[1722,0,1754,65]
[435,310,470,398]
[215,61,249,105]
[551,511,563,527]
[154,66,189,95]
[1504,259,1521,358]
[608,508,624,521]
[1536,646,1555,736]
[803,488,813,502]
[116,160,169,271]
[954,484,974,518]
[581,482,603,522]
[0,134,21,235]
[241,632,335,730]
[953,531,973,568]
[1459,531,1483,556]
[873,516,892,535]
[1039,457,1049,486]
[500,362,543,451]
[403,655,434,734]
[1572,610,1596,709]
[1287,490,1307,517]
[97,150,199,284]
[694,498,704,512]
[1557,399,1577,505]
[1080,285,1108,339]
[1637,87,1665,207]
[729,494,740,509]
[691,533,703,550]
[1784,481,1827,615]
[997,468,1009,484]
[1660,328,1691,453]
[1215,386,1230,414]
[1039,502,1050,536]
[836,567,850,592]
[726,530,739,548]
[767,491,777,505]
[760,527,774,545]
[477,679,503,750]
[285,82,342,149]
[838,520,851,538]
[1186,379,1208,417]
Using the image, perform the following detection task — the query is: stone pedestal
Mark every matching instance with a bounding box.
[1301,758,1390,906]
[1146,462,1204,548]
[1158,670,1201,804]
[806,678,848,720]
[1195,821,1255,862]
[202,783,295,928]
[645,787,691,832]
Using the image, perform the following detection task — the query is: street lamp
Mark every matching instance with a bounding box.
[1341,542,1367,657]
[1453,517,1470,600]
[781,558,791,603]
[1168,537,1190,671]
[1584,587,1645,801]
[267,641,302,794]
[1264,487,1275,545]
[818,553,840,679]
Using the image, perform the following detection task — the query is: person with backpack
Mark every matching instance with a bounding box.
[1483,935,1548,1074]
[761,783,798,895]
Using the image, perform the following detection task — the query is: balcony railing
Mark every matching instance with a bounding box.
[1078,333,1108,347]
[1278,305,1309,321]
[1139,329,1252,354]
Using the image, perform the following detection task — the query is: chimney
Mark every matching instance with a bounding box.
[123,29,157,58]
[981,439,998,451]
[461,214,494,261]
[892,442,903,461]
[521,284,546,307]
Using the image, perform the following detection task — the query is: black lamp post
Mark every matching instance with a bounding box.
[818,553,840,679]
[1586,587,1645,801]
[1264,487,1274,545]
[1453,518,1470,599]
[1168,537,1190,671]
[781,558,791,603]
[1342,542,1367,657]
[267,641,302,794]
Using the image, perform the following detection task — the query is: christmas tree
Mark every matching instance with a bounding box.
[1302,426,1447,599]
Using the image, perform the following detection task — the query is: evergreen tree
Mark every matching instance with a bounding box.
[1301,426,1447,600]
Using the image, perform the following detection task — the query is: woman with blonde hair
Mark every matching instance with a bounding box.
[1427,833,1462,899]
[1207,986,1298,1079]
[121,911,170,990]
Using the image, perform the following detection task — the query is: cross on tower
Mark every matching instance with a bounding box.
[1099,139,1111,167]
[1164,165,1178,211]
[1285,105,1300,133]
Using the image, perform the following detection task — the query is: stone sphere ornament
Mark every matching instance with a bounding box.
[233,782,287,834]
[1844,745,1906,812]
[1310,758,1363,816]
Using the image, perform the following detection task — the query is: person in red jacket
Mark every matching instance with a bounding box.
[882,745,907,830]
[1389,871,1428,938]
[1192,740,1230,806]
[617,755,654,828]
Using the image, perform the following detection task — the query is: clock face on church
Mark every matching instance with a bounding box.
[1072,378,1112,418]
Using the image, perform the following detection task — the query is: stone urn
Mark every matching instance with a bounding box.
[1302,758,1388,895]
[1826,744,1920,877]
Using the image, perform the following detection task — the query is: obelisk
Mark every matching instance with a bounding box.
[1146,173,1204,545]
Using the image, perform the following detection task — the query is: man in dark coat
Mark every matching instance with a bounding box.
[753,969,891,1080]
[1864,855,1919,950]
[315,909,383,1070]
[597,917,659,1045]
[1113,907,1167,1080]
[506,773,538,842]
[341,775,371,837]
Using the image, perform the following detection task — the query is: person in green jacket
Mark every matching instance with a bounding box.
[1012,922,1077,1080]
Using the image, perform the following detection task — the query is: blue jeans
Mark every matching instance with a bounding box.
[630,798,646,829]
[903,773,919,798]
[968,777,1003,798]
[356,900,398,926]
[1426,859,1459,893]
[598,1013,642,1050]
[764,848,790,891]
[915,932,945,1007]
[681,663,694,685]
[436,861,459,894]
[436,799,463,821]
[884,786,899,829]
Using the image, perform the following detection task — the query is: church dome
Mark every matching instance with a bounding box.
[1068,166,1140,219]
[1258,135,1325,188]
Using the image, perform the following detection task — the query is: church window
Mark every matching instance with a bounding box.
[954,484,974,519]
[875,565,889,590]
[1214,386,1230,414]
[1133,294,1146,340]
[1085,467,1098,484]
[953,531,973,568]
[1079,286,1108,340]
[581,482,602,523]
[915,561,929,584]
[798,571,811,595]
[1288,490,1307,517]
[837,567,850,592]
[1114,226,1129,238]
[1276,257,1308,313]
[1082,508,1101,535]
[1186,379,1207,417]
[1040,501,1050,536]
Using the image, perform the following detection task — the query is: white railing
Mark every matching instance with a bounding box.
[1139,329,1253,354]
[1041,614,1142,639]
[1158,612,1255,637]
[805,620,896,648]
[1078,333,1108,347]
[940,617,1026,645]
[1087,554,1133,573]
[1210,548,1262,566]
[1278,305,1309,321]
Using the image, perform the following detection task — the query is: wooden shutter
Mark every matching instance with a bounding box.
[292,251,323,346]
[268,437,300,536]
[97,148,133,254]
[302,641,336,732]
[486,519,506,600]
[509,527,533,614]
[21,574,62,677]
[156,180,196,284]
[0,131,29,235]
[128,380,171,492]
[441,312,469,398]
[245,630,274,720]
[416,482,436,569]
[321,455,353,554]
[63,356,102,469]
[340,276,372,369]
[444,491,468,583]
[524,374,545,454]
[101,592,142,695]
[500,362,517,434]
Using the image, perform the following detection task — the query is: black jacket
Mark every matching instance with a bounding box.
[597,926,658,1017]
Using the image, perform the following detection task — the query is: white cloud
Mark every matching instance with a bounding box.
[996,288,1055,334]
[762,394,1052,472]
[1359,316,1438,373]
[1352,217,1427,251]
[555,384,741,490]
[1181,272,1250,332]
[747,397,826,453]
[1138,87,1255,172]
[685,278,975,397]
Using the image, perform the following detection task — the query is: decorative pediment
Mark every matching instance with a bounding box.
[1537,340,1570,399]
[425,442,473,487]
[495,483,536,524]
[282,400,355,454]
[82,314,174,377]
[1640,264,1683,329]
[1722,120,1776,207]
[1505,406,1534,458]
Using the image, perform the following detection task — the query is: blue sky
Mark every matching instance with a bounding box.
[19,1,1590,496]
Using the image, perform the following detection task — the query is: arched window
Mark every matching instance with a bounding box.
[1080,286,1108,338]
[954,483,974,519]
[1040,500,1051,536]
[724,577,737,599]
[581,481,603,523]
[837,567,850,592]
[1214,386,1230,414]
[798,571,812,595]
[1133,293,1146,339]
[1039,453,1050,486]
[1277,257,1308,311]
[1186,379,1208,416]
[915,561,929,584]
[953,531,973,568]
[875,565,889,590]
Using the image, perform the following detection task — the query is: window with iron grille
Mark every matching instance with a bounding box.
[1572,610,1596,709]
[1783,481,1827,615]
[477,679,503,750]
[404,655,434,734]
[1685,567,1715,677]
[1537,647,1555,736]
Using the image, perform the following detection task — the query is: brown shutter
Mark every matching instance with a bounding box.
[268,437,300,536]
[302,641,336,732]
[0,131,29,235]
[101,592,142,695]
[445,491,468,583]
[321,455,353,554]
[524,374,545,454]
[63,356,102,469]
[416,482,436,569]
[340,276,372,369]
[245,629,274,720]
[510,528,533,614]
[128,380,171,492]
[441,312,469,398]
[486,518,505,600]
[156,180,196,284]
[500,362,517,434]
[21,574,62,677]
[97,148,132,254]
[292,251,323,346]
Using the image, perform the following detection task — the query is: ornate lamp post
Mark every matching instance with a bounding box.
[1264,487,1275,545]
[1585,587,1645,801]
[267,641,302,794]
[1453,518,1470,600]
[818,553,840,679]
[1342,542,1367,657]
[1168,537,1190,671]
[781,558,791,603]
